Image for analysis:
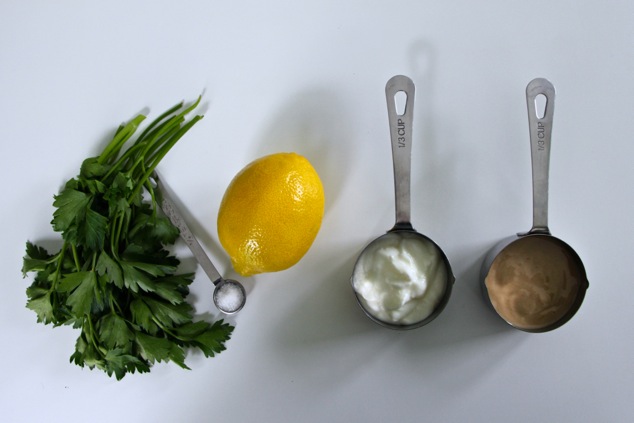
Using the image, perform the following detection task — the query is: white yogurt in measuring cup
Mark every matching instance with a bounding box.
[352,231,448,325]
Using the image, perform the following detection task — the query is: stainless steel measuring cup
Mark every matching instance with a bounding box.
[479,78,588,332]
[350,75,455,330]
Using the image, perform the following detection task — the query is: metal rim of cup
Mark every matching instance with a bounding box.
[351,228,455,331]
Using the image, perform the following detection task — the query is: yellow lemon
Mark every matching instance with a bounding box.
[217,152,325,276]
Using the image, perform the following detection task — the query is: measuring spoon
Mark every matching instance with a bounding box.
[479,78,588,332]
[350,75,455,330]
[152,172,246,315]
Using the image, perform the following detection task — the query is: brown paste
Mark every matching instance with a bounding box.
[485,236,581,330]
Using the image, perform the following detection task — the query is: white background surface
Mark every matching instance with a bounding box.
[2,1,633,422]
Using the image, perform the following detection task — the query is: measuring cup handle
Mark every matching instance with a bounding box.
[526,78,555,234]
[386,75,415,229]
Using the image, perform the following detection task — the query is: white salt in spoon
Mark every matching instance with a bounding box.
[152,172,246,315]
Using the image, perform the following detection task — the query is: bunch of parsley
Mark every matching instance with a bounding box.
[22,97,233,380]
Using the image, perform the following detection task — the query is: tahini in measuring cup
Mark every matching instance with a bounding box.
[480,78,589,333]
[351,75,454,330]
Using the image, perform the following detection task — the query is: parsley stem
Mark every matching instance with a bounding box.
[127,115,204,205]
[130,96,201,177]
[52,242,67,290]
[126,120,183,181]
[133,101,184,146]
[143,178,158,219]
[85,317,106,358]
[113,213,125,254]
[98,115,146,165]
[150,316,184,342]
[71,244,81,272]
[110,295,124,316]
[110,228,119,261]
[102,143,144,182]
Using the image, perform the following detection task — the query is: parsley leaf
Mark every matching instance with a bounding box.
[80,157,110,180]
[26,290,54,324]
[77,208,108,251]
[21,241,52,276]
[136,332,189,369]
[64,271,98,316]
[143,297,192,327]
[52,188,90,233]
[130,298,159,334]
[98,314,134,349]
[103,348,150,380]
[96,251,123,288]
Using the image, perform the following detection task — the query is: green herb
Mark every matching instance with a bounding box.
[22,97,233,380]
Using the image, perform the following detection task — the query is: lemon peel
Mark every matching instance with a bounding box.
[217,152,324,276]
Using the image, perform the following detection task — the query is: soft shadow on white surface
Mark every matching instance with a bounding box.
[265,236,524,391]
[255,87,354,214]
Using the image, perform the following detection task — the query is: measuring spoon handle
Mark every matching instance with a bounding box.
[154,174,223,284]
[526,78,555,234]
[386,75,416,230]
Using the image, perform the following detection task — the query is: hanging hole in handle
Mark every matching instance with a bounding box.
[394,91,407,116]
[534,94,547,119]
